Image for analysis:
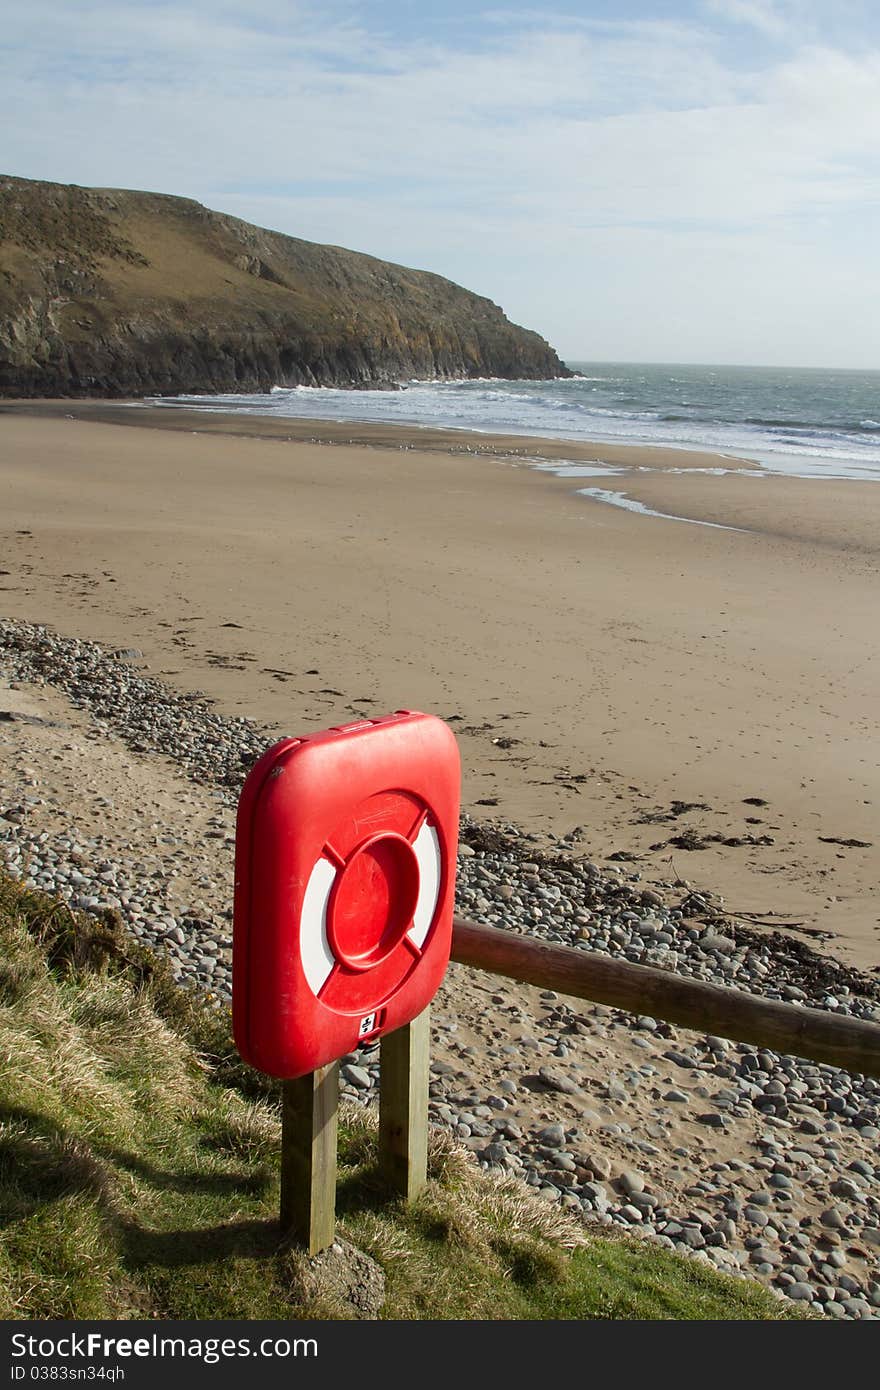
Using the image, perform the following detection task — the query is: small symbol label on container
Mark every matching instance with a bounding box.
[359,1013,378,1037]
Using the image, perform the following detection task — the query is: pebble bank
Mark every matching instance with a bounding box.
[1,617,879,1318]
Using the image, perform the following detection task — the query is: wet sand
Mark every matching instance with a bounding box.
[1,400,878,970]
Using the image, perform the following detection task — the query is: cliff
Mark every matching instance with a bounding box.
[0,175,570,398]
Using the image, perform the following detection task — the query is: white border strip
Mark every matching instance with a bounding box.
[409,822,441,949]
[300,857,337,995]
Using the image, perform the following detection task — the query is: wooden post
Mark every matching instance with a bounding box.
[279,1061,340,1254]
[379,1006,431,1201]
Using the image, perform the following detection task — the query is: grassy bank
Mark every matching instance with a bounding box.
[0,872,802,1320]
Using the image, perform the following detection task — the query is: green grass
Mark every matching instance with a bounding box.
[0,871,805,1321]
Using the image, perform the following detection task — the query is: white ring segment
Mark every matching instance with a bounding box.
[408,821,441,949]
[300,856,337,995]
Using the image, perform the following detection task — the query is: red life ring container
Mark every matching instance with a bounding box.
[233,711,460,1078]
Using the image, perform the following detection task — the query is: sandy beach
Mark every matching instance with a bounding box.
[1,400,878,971]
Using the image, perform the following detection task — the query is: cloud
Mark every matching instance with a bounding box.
[3,2,879,364]
[704,0,791,37]
[7,7,875,213]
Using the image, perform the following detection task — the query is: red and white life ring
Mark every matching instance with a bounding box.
[300,817,442,997]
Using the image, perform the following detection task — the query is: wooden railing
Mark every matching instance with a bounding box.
[450,916,880,1078]
[284,913,880,1252]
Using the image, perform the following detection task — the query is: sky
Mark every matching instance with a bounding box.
[2,0,879,368]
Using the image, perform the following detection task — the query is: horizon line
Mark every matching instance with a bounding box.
[560,358,880,374]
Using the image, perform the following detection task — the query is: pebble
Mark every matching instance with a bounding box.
[341,1065,373,1090]
[618,1169,646,1196]
[787,1282,816,1301]
[538,1067,580,1095]
[535,1123,566,1147]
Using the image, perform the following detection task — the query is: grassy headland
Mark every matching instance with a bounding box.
[0,174,568,397]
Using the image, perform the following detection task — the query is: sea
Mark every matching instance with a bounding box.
[144,362,880,483]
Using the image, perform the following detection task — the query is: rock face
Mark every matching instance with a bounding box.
[0,174,570,397]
